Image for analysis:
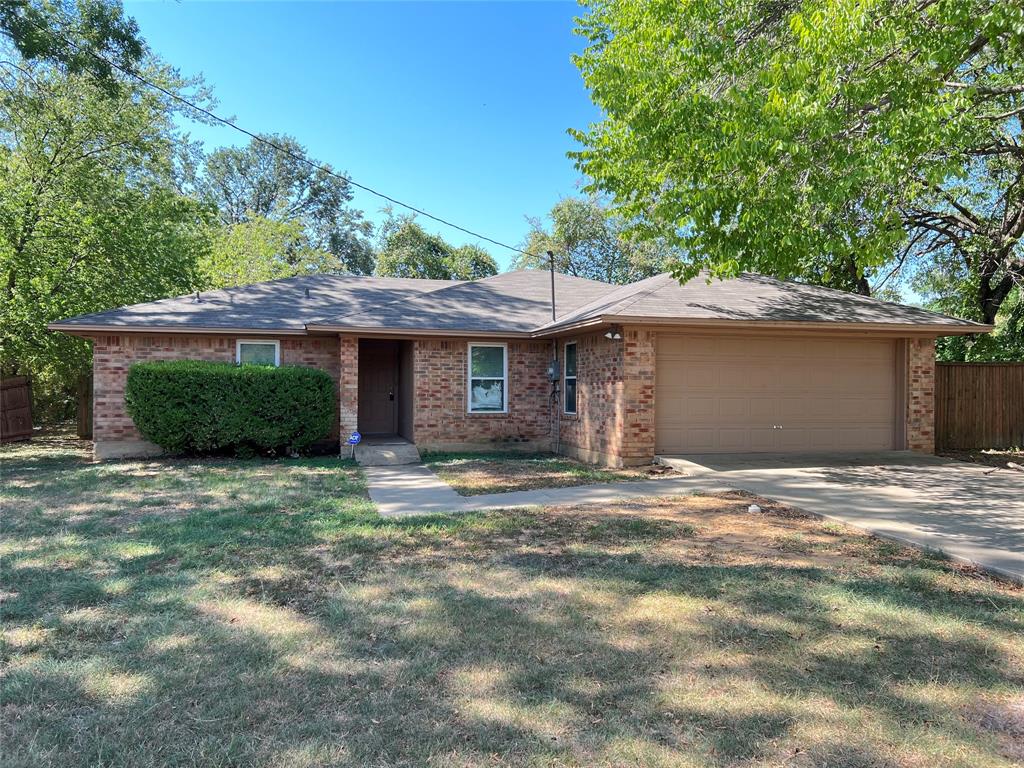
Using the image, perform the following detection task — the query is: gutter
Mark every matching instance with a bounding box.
[48,317,993,340]
[47,323,308,336]
[303,324,535,339]
[529,315,994,338]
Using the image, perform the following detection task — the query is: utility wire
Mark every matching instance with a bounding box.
[26,15,535,258]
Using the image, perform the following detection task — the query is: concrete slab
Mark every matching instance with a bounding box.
[656,450,948,475]
[355,442,421,466]
[363,464,466,516]
[659,452,1024,583]
[364,453,1024,584]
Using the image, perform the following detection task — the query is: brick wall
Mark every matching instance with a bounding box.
[556,327,656,466]
[557,330,623,464]
[906,337,936,453]
[412,338,555,450]
[90,333,340,457]
[338,334,358,439]
[620,326,657,463]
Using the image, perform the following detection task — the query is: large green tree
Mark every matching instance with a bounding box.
[0,52,212,414]
[198,135,374,277]
[375,212,498,280]
[572,0,1024,326]
[514,195,678,283]
[1,0,143,88]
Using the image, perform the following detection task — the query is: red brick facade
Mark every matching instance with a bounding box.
[411,338,554,450]
[557,330,622,464]
[556,327,656,466]
[338,334,359,439]
[86,328,938,463]
[906,337,936,453]
[621,327,658,463]
[90,333,340,457]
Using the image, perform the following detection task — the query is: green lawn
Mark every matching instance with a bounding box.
[2,431,1023,767]
[421,450,665,495]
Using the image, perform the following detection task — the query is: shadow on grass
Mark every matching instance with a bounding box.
[3,441,1023,767]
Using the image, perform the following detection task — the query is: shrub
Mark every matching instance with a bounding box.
[125,360,336,456]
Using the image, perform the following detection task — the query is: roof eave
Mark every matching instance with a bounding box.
[531,315,993,337]
[304,323,534,338]
[47,323,308,336]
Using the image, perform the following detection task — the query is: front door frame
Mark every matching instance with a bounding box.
[357,339,400,436]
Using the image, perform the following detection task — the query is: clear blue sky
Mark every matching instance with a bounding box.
[124,0,600,270]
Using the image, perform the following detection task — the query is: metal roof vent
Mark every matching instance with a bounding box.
[193,291,202,304]
[304,287,311,299]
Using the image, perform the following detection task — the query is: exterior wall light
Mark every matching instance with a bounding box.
[604,328,622,340]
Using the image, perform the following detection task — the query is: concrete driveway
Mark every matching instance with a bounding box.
[658,451,1024,583]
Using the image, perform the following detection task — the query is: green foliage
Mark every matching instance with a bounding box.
[933,287,1024,361]
[0,55,214,411]
[198,215,348,289]
[375,211,498,280]
[0,0,144,90]
[572,0,1024,321]
[125,360,336,455]
[514,195,678,284]
[198,135,374,276]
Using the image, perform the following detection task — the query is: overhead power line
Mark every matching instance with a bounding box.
[27,15,535,258]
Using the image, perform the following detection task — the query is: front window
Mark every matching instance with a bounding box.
[564,341,577,414]
[236,340,280,366]
[468,343,507,413]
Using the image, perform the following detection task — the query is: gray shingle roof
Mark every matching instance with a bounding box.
[535,272,989,332]
[50,269,987,336]
[308,270,614,333]
[49,274,461,332]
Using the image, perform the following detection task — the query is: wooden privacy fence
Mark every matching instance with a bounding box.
[1,376,33,442]
[935,362,1024,451]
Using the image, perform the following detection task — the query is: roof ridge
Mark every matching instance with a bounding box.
[604,273,676,316]
[532,272,671,331]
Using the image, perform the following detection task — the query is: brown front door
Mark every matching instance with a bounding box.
[358,340,399,435]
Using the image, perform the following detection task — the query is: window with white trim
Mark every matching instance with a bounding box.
[236,339,280,366]
[468,343,507,413]
[564,341,578,414]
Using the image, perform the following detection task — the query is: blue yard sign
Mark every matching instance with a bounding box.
[347,431,362,445]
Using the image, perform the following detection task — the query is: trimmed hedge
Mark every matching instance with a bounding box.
[125,360,336,456]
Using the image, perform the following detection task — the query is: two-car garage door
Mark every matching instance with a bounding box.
[655,334,898,454]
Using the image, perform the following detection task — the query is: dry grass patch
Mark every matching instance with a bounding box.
[2,431,1023,767]
[938,447,1024,470]
[422,450,675,495]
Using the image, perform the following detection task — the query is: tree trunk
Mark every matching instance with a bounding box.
[846,254,872,296]
[978,261,1016,325]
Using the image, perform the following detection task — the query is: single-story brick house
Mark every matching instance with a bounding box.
[49,269,987,464]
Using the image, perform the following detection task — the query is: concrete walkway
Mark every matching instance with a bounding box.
[364,453,1024,584]
[365,463,727,517]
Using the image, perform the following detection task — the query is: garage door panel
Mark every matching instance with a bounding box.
[656,334,897,454]
[718,398,750,420]
[683,363,718,388]
[749,428,776,451]
[685,396,716,420]
[778,397,815,421]
[748,398,776,422]
[777,428,812,451]
[684,428,717,452]
[717,428,750,451]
